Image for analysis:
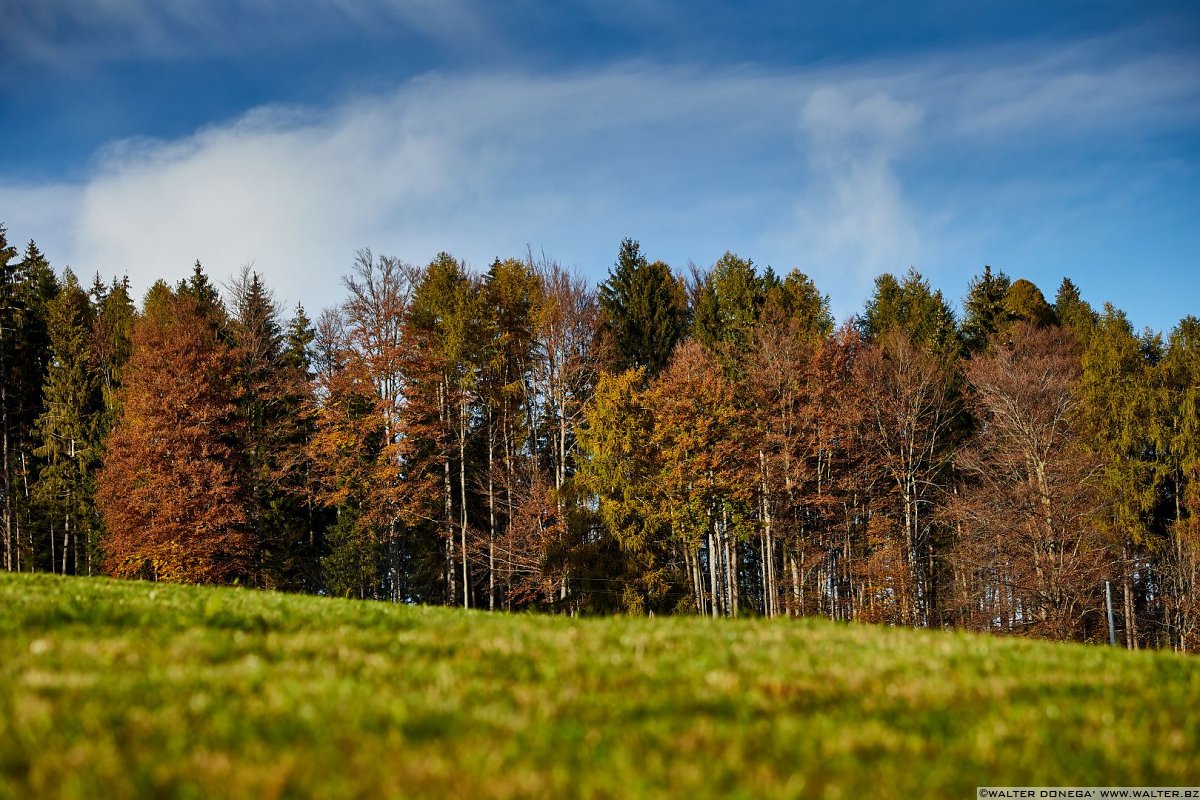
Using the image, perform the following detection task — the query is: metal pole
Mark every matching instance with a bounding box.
[1105,580,1117,646]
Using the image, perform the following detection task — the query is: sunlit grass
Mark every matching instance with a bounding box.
[2,572,1197,799]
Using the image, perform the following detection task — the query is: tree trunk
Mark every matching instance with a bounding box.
[1,378,9,572]
[707,530,719,619]
[442,382,455,606]
[1123,541,1137,649]
[724,537,734,618]
[487,420,496,612]
[460,399,469,610]
[790,550,801,618]
[63,512,71,575]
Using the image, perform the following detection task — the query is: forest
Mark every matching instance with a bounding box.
[2,224,1198,651]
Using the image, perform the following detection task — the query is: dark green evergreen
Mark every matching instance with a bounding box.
[960,265,1012,353]
[33,271,105,575]
[693,251,763,360]
[598,238,686,377]
[861,267,961,361]
[1054,277,1096,340]
[229,272,320,591]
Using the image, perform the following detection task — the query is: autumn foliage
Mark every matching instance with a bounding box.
[95,287,252,583]
[4,220,1200,652]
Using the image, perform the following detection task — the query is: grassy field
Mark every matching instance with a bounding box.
[2,573,1198,799]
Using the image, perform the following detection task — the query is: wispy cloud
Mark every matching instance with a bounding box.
[6,35,1199,320]
[0,0,492,64]
[788,87,924,293]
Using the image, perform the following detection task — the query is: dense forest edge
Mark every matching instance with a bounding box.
[2,223,1198,650]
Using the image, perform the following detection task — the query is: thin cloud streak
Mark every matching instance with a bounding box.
[10,38,1200,321]
[0,0,491,64]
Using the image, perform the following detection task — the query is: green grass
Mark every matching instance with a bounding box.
[2,573,1197,799]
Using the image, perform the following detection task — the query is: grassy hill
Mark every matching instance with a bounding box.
[2,573,1197,799]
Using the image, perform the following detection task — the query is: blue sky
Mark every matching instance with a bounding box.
[1,0,1198,330]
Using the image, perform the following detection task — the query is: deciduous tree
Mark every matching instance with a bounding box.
[97,281,252,583]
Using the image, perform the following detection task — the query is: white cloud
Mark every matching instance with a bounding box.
[789,87,924,296]
[6,38,1199,317]
[51,68,809,308]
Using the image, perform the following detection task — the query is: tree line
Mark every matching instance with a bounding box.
[2,224,1198,650]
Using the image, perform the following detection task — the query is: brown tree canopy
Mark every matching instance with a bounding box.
[944,322,1104,639]
[96,287,251,583]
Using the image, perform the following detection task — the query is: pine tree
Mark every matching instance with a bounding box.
[33,271,104,575]
[960,265,1012,354]
[693,251,763,365]
[0,225,21,571]
[861,267,961,362]
[1054,277,1096,340]
[598,238,686,378]
[228,269,317,590]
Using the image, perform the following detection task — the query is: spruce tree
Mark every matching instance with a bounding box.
[960,265,1011,353]
[0,235,59,572]
[598,238,685,378]
[1054,277,1096,340]
[0,225,20,570]
[33,271,104,575]
[229,270,318,590]
[861,267,961,362]
[693,251,762,361]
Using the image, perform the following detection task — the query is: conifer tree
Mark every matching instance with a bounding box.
[1078,304,1163,647]
[0,233,59,572]
[960,265,1012,354]
[861,267,961,362]
[0,226,21,571]
[91,275,135,438]
[228,269,318,590]
[693,251,763,365]
[33,271,104,575]
[1054,277,1096,340]
[759,268,834,338]
[598,238,686,377]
